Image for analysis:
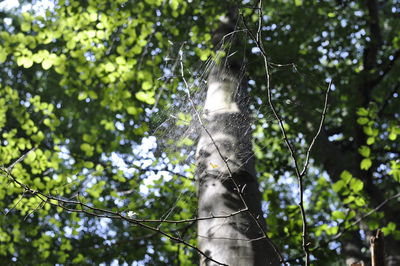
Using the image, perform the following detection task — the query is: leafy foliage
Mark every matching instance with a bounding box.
[0,0,399,265]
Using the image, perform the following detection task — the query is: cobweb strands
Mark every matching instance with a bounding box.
[149,31,276,182]
[148,16,284,263]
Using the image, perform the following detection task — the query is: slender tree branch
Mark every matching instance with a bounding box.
[242,1,332,264]
[332,192,400,241]
[242,3,308,264]
[300,82,331,177]
[4,191,25,215]
[0,167,228,266]
[286,192,400,263]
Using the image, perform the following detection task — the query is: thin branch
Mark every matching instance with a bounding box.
[0,169,248,225]
[370,229,385,266]
[286,192,400,263]
[7,147,36,172]
[300,82,331,177]
[4,191,25,215]
[243,2,307,264]
[242,1,332,264]
[0,167,227,266]
[332,192,400,241]
[24,200,45,221]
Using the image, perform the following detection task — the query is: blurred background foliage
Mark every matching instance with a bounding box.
[0,0,399,265]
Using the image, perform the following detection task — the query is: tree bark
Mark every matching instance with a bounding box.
[195,13,279,266]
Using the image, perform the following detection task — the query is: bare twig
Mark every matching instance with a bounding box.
[300,82,331,177]
[332,192,400,241]
[242,1,332,264]
[0,167,228,266]
[24,200,45,221]
[287,191,400,262]
[7,147,36,172]
[5,191,25,215]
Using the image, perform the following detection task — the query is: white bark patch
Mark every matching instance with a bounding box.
[203,80,239,115]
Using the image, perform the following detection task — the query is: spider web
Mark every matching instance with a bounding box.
[150,35,278,178]
[140,31,275,228]
[143,23,327,230]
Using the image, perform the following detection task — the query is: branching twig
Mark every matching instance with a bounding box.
[300,82,331,177]
[242,1,331,264]
[5,191,25,215]
[24,200,45,221]
[0,167,228,266]
[284,191,400,262]
[332,192,400,241]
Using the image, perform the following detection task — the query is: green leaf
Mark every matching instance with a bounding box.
[89,12,97,22]
[0,49,7,63]
[100,119,116,131]
[21,22,31,32]
[357,107,368,116]
[126,106,137,115]
[388,222,396,230]
[78,92,87,101]
[326,226,338,235]
[84,161,94,168]
[80,143,94,156]
[360,158,372,170]
[358,146,370,157]
[363,126,373,136]
[170,0,179,10]
[343,195,355,204]
[332,210,346,220]
[24,57,33,68]
[315,224,328,237]
[105,62,115,72]
[357,117,369,125]
[42,58,53,70]
[340,170,352,183]
[389,161,400,182]
[32,53,43,63]
[17,57,33,68]
[332,180,345,193]
[389,130,397,141]
[142,81,152,90]
[349,178,363,192]
[294,0,302,6]
[327,12,336,18]
[43,118,51,127]
[367,137,375,145]
[177,137,194,147]
[354,197,366,207]
[25,151,37,163]
[135,91,155,104]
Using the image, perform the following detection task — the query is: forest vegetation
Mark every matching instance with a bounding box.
[0,0,399,265]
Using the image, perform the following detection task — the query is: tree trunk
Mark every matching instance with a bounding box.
[195,13,279,266]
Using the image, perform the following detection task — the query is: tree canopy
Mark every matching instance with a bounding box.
[0,0,399,265]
